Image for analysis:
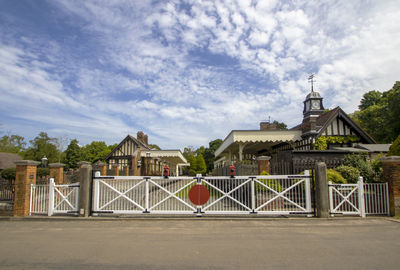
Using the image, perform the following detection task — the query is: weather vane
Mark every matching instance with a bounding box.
[308,74,315,92]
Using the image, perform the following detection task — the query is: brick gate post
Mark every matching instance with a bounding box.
[315,162,329,218]
[49,163,65,185]
[257,156,271,174]
[112,164,120,176]
[13,160,40,217]
[92,161,107,176]
[380,156,400,216]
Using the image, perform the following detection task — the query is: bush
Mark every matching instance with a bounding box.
[388,135,400,156]
[327,169,347,184]
[342,153,375,182]
[257,170,282,192]
[0,167,16,181]
[335,165,360,183]
[36,167,50,178]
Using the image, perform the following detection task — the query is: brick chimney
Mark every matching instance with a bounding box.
[260,122,277,131]
[143,134,148,145]
[137,131,144,143]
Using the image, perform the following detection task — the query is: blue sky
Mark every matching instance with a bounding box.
[1,0,399,150]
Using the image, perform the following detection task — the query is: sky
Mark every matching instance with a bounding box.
[1,0,399,151]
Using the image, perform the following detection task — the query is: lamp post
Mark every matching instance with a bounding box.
[41,156,48,168]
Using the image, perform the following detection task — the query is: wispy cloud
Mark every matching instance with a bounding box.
[1,0,399,149]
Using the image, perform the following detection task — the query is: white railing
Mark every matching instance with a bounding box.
[30,184,49,214]
[329,177,389,217]
[93,172,312,216]
[364,183,389,215]
[30,178,80,216]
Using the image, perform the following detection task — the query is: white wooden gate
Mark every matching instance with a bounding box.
[329,177,389,217]
[92,172,312,216]
[30,178,79,216]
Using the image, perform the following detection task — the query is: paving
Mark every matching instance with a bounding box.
[0,217,399,270]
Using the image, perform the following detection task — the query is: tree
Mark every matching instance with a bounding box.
[196,154,207,175]
[24,132,60,163]
[64,139,83,169]
[272,120,288,130]
[351,81,400,143]
[388,135,400,156]
[203,139,223,173]
[359,90,382,110]
[81,141,112,163]
[148,144,161,150]
[0,134,26,155]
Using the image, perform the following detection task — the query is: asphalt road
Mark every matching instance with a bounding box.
[0,217,399,270]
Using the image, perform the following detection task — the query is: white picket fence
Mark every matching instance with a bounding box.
[329,177,389,217]
[92,172,312,216]
[30,178,80,216]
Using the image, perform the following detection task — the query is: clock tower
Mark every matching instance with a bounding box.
[302,75,324,136]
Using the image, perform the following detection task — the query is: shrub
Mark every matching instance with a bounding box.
[0,167,16,181]
[388,135,400,156]
[257,171,282,192]
[335,165,360,183]
[342,153,375,182]
[327,169,347,184]
[36,167,50,178]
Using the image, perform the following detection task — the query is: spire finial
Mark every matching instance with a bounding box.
[308,74,315,92]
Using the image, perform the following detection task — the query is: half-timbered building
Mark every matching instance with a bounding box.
[214,88,389,175]
[105,132,188,176]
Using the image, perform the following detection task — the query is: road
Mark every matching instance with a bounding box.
[0,217,399,270]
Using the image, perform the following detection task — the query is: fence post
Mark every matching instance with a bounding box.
[144,177,150,213]
[358,176,366,218]
[48,178,55,216]
[315,162,329,218]
[78,164,92,217]
[328,181,334,216]
[251,177,256,213]
[92,171,100,213]
[304,170,312,216]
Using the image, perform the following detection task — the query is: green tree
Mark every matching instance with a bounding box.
[359,90,382,110]
[187,154,197,176]
[351,81,400,143]
[273,120,288,130]
[388,135,400,156]
[148,144,161,150]
[203,139,223,173]
[24,132,60,163]
[0,134,26,155]
[195,154,207,175]
[64,139,83,169]
[81,141,112,163]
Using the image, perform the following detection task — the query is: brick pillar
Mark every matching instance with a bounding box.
[380,156,400,216]
[123,166,129,176]
[13,160,40,217]
[112,164,120,176]
[49,163,65,185]
[93,161,107,176]
[257,156,271,174]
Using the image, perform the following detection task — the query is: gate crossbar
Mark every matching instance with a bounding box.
[54,187,76,211]
[331,185,359,212]
[98,179,146,211]
[202,178,252,211]
[148,179,196,211]
[254,178,306,212]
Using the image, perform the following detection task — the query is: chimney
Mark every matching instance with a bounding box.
[143,134,148,145]
[260,122,277,131]
[137,131,144,143]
